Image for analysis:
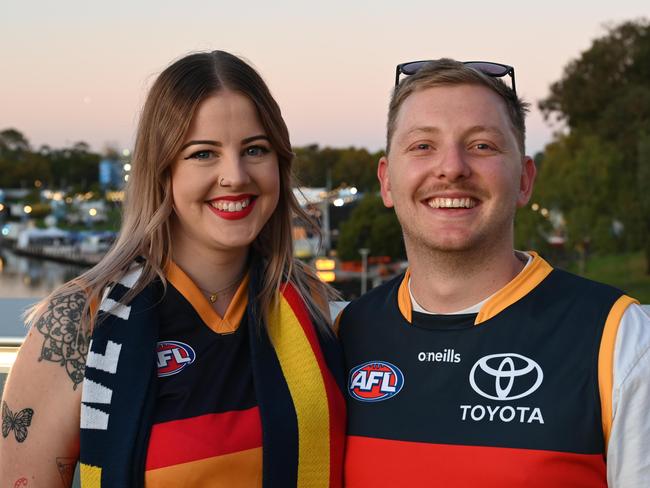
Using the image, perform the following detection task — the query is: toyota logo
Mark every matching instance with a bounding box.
[469,353,543,401]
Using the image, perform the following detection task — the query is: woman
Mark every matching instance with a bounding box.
[0,51,346,487]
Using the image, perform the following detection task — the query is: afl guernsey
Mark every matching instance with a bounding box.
[339,253,638,487]
[145,262,262,487]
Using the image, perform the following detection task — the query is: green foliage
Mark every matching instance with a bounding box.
[566,252,650,303]
[337,194,405,261]
[536,19,650,269]
[293,144,381,191]
[0,128,101,189]
[27,203,52,219]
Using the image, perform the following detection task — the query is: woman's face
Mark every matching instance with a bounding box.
[170,90,280,259]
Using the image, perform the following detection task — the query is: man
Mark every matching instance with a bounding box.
[338,59,650,487]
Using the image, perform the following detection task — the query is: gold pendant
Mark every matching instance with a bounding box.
[209,293,218,303]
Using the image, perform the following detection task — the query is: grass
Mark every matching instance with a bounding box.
[567,252,650,304]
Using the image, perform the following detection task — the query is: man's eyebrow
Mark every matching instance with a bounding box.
[180,140,221,151]
[465,125,506,137]
[404,126,442,137]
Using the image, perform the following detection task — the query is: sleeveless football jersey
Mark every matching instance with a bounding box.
[144,262,262,487]
[340,254,633,488]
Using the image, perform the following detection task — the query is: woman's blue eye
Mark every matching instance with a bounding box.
[245,146,269,157]
[187,150,214,160]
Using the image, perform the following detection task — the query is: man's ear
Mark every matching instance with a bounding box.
[517,156,537,207]
[378,156,394,208]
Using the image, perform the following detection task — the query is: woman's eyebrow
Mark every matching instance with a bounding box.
[180,140,222,150]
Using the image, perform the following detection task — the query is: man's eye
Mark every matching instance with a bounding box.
[186,150,215,160]
[245,146,270,157]
[411,143,432,151]
[474,143,494,151]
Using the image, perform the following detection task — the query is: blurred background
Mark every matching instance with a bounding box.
[1,0,649,304]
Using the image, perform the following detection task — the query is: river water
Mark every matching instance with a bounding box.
[0,248,88,298]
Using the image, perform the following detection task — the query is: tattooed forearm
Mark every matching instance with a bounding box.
[34,292,90,389]
[13,478,28,487]
[2,401,34,443]
[56,457,76,487]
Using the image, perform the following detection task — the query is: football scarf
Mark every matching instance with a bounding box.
[78,258,346,487]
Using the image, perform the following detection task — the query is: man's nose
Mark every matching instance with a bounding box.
[433,145,471,181]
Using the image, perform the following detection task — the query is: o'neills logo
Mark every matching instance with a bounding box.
[417,349,461,363]
[461,353,544,425]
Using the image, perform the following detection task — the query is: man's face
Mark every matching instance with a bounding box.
[378,84,536,256]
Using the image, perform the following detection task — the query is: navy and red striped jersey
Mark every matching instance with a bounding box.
[339,255,623,487]
[144,263,262,487]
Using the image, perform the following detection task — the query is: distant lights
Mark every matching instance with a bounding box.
[531,203,540,211]
[123,163,132,172]
[34,180,42,188]
[122,149,131,157]
[1,228,8,236]
[124,174,130,182]
[540,208,549,217]
[0,203,4,212]
[333,198,344,207]
[350,187,358,195]
[89,208,97,217]
[23,205,33,214]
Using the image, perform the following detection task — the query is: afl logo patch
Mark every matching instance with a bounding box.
[348,361,404,402]
[156,341,196,377]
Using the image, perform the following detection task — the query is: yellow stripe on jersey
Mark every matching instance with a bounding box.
[80,463,102,487]
[598,294,638,449]
[475,252,552,326]
[397,268,413,323]
[267,294,330,488]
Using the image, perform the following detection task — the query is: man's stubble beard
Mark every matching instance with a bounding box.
[397,205,517,273]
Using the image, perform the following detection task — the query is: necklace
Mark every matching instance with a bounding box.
[197,273,244,303]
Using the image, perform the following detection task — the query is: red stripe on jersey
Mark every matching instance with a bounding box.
[345,436,607,488]
[283,284,346,487]
[146,406,262,470]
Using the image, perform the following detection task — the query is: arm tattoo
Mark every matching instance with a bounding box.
[34,292,90,389]
[56,457,76,487]
[2,401,34,443]
[13,479,28,487]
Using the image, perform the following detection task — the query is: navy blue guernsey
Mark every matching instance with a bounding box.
[340,254,623,487]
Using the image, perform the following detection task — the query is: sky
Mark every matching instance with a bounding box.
[1,1,648,157]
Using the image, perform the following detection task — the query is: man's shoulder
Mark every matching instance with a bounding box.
[547,266,625,297]
[347,273,404,311]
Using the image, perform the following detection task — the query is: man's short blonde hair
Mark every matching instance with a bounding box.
[387,58,530,155]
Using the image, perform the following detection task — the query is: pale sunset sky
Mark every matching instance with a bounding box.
[2,1,648,157]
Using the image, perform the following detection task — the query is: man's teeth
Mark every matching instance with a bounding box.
[210,198,251,212]
[427,197,476,209]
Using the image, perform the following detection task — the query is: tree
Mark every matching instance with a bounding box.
[0,128,30,153]
[293,145,382,192]
[538,19,650,271]
[337,194,405,261]
[639,132,650,273]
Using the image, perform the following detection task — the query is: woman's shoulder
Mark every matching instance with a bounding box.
[31,289,91,390]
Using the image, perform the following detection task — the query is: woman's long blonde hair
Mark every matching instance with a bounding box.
[26,50,333,332]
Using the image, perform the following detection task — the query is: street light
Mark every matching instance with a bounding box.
[359,248,370,295]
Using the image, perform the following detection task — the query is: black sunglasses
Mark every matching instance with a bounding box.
[395,60,516,94]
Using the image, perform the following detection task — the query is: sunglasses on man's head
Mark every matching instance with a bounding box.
[395,60,516,94]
